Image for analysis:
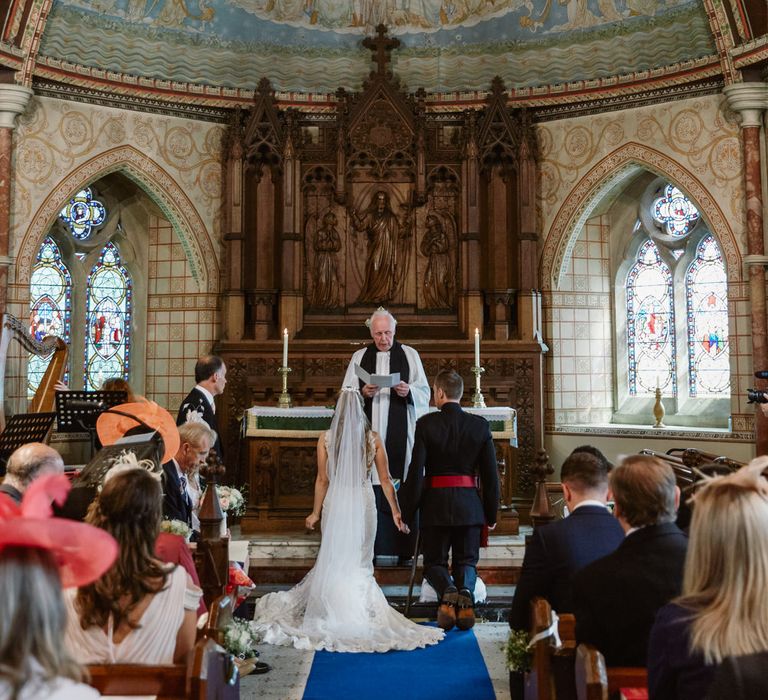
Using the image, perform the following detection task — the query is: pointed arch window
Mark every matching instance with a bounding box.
[27,237,72,397]
[626,239,676,396]
[614,179,731,429]
[84,242,132,391]
[686,234,730,397]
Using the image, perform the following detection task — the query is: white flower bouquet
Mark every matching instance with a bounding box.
[160,519,192,539]
[223,618,260,659]
[217,485,246,517]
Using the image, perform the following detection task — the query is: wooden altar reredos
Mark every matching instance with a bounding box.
[214,26,546,527]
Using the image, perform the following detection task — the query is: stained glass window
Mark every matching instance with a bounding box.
[626,240,677,396]
[84,242,132,391]
[28,237,71,397]
[59,188,106,240]
[652,184,699,237]
[686,235,730,396]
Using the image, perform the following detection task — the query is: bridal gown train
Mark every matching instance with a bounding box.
[251,432,444,653]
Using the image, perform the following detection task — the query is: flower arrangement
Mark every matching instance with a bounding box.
[505,629,532,673]
[217,485,246,517]
[160,519,192,539]
[223,618,261,660]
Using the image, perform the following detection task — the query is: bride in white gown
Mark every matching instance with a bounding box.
[252,388,444,652]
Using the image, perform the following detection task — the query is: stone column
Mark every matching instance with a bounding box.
[724,83,768,454]
[0,84,32,317]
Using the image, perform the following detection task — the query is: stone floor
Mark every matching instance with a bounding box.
[240,621,512,700]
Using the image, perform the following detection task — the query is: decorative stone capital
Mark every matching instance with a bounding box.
[723,83,768,128]
[0,84,32,129]
[743,254,768,268]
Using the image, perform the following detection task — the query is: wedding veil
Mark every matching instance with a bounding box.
[302,387,372,638]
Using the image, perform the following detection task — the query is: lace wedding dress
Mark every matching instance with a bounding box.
[251,390,444,653]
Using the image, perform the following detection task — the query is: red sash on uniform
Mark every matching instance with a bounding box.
[426,475,477,488]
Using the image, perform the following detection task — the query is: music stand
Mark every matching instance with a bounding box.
[0,412,56,476]
[55,390,128,460]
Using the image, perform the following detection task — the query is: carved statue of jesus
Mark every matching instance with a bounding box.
[351,190,407,304]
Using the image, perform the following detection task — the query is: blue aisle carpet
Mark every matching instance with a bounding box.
[302,626,496,700]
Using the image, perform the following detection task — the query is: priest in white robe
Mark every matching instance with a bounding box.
[342,308,430,563]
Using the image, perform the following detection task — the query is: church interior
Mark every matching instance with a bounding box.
[1,0,768,697]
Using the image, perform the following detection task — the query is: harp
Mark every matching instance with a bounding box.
[0,313,68,432]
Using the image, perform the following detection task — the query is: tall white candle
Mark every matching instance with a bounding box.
[283,328,289,367]
[474,328,480,367]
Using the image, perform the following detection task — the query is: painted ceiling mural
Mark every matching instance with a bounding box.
[40,0,716,93]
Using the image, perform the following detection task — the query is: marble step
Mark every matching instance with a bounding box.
[248,557,522,586]
[245,530,529,563]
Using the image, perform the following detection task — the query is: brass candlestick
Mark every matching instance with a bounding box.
[652,386,665,428]
[471,365,486,408]
[278,366,292,408]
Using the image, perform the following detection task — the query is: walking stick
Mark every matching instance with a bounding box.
[404,530,421,618]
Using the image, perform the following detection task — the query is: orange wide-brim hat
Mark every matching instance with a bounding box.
[96,401,180,464]
[0,473,118,588]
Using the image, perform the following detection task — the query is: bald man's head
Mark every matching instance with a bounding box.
[5,443,64,492]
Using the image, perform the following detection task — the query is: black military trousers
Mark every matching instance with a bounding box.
[421,524,483,600]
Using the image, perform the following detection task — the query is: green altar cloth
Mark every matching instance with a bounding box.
[244,405,517,445]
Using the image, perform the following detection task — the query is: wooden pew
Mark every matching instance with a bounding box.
[575,643,647,700]
[85,595,240,699]
[525,597,577,700]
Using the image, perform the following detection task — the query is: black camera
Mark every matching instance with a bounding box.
[748,371,768,404]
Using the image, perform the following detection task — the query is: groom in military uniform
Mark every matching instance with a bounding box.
[400,369,499,630]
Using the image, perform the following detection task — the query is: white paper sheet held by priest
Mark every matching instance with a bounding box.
[354,364,401,388]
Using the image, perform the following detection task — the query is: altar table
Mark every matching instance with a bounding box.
[241,405,519,534]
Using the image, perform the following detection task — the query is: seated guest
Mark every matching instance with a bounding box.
[509,450,623,630]
[0,473,118,699]
[64,467,202,665]
[573,454,688,667]
[162,422,215,533]
[648,457,768,700]
[1,443,65,504]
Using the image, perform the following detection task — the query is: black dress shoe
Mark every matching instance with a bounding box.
[252,661,271,674]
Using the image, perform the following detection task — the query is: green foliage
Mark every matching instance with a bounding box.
[505,629,532,672]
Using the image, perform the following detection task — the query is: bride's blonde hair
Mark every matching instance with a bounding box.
[680,456,768,663]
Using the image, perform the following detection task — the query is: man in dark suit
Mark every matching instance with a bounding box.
[177,355,226,458]
[162,421,215,530]
[400,369,499,631]
[508,450,624,631]
[573,454,688,667]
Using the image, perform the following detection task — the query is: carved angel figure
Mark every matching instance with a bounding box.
[420,212,454,309]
